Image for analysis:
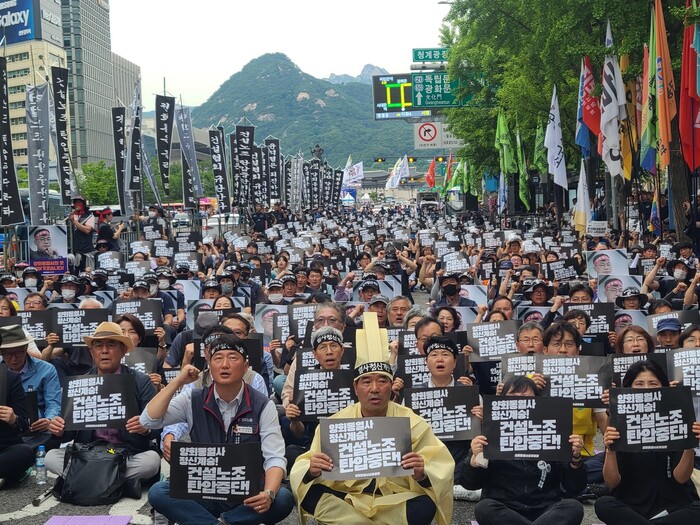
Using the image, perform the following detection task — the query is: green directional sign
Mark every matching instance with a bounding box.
[411,72,466,109]
[412,48,449,63]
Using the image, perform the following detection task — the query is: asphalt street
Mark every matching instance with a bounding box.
[0,290,603,524]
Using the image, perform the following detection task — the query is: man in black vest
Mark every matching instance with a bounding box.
[67,195,95,273]
[142,334,294,525]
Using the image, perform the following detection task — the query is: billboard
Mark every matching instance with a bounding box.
[0,0,36,46]
[372,74,434,121]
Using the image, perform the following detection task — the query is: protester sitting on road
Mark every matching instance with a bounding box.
[0,360,34,489]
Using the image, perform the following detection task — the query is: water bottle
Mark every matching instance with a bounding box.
[35,445,47,485]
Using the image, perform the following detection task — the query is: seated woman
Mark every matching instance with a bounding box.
[116,313,167,391]
[461,375,586,525]
[595,360,700,525]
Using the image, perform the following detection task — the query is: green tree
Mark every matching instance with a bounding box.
[76,161,120,206]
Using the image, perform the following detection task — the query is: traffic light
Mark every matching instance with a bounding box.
[407,156,416,163]
[374,157,386,163]
[436,156,445,162]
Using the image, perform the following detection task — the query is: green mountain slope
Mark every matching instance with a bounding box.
[191,53,414,168]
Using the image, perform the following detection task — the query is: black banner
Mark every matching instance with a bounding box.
[331,168,343,208]
[171,442,262,503]
[209,129,231,214]
[405,385,481,441]
[609,387,697,452]
[540,355,610,408]
[250,144,263,206]
[112,299,163,334]
[564,302,614,335]
[155,95,175,196]
[293,369,355,421]
[51,66,73,205]
[259,143,269,207]
[309,159,321,210]
[26,84,51,226]
[54,309,110,347]
[482,395,573,461]
[128,100,142,196]
[320,417,411,481]
[321,164,334,208]
[265,137,281,201]
[17,310,52,345]
[62,374,138,430]
[302,161,311,210]
[667,348,700,397]
[229,132,239,207]
[467,320,521,361]
[543,258,579,281]
[123,347,159,375]
[608,354,669,386]
[283,157,292,207]
[181,150,196,210]
[111,107,127,214]
[96,250,124,271]
[234,124,254,210]
[0,57,26,226]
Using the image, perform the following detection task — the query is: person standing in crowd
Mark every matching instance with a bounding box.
[96,207,125,251]
[67,195,95,273]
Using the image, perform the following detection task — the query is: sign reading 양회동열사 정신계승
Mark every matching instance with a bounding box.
[609,387,697,452]
[293,369,356,422]
[667,348,700,397]
[482,395,573,462]
[62,374,138,430]
[467,320,521,362]
[405,385,481,441]
[170,442,262,503]
[320,417,412,481]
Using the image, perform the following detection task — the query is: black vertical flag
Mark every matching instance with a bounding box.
[321,164,334,208]
[51,66,73,205]
[331,168,344,208]
[259,143,269,207]
[234,124,254,210]
[229,132,239,208]
[209,129,231,214]
[302,161,311,210]
[265,137,281,202]
[283,156,291,207]
[250,144,262,206]
[0,57,25,226]
[175,106,197,210]
[111,107,127,214]
[155,95,175,197]
[309,159,321,210]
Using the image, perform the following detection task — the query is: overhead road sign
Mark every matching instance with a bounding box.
[372,74,434,121]
[411,72,467,109]
[413,48,449,63]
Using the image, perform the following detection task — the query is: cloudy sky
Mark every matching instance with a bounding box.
[109,0,451,110]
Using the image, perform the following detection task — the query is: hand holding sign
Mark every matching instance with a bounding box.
[308,452,334,478]
[401,452,425,481]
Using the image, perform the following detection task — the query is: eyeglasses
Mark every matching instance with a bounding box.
[623,336,647,345]
[92,340,122,351]
[605,286,623,293]
[24,301,44,307]
[518,337,542,345]
[0,350,25,359]
[315,317,341,326]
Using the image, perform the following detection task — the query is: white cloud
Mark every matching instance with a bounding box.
[109,0,451,110]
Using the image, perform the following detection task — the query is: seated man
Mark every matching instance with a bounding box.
[46,322,161,492]
[142,335,295,525]
[0,361,34,488]
[0,325,62,450]
[290,326,454,525]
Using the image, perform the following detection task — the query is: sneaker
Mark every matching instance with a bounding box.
[453,485,481,501]
[152,511,169,525]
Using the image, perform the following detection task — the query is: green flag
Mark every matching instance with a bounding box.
[516,128,531,211]
[533,119,547,174]
[495,109,517,174]
[447,160,460,191]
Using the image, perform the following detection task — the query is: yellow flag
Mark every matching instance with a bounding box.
[620,55,638,181]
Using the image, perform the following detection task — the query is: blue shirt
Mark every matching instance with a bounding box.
[19,355,62,419]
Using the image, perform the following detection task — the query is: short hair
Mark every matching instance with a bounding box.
[501,375,539,396]
[543,321,582,349]
[78,298,103,309]
[202,324,234,346]
[23,292,46,307]
[413,316,444,337]
[679,324,700,347]
[309,267,324,277]
[615,325,655,354]
[221,312,251,334]
[306,292,332,304]
[648,299,673,315]
[388,295,412,309]
[491,295,513,311]
[516,322,543,341]
[403,306,430,329]
[562,309,591,329]
[621,359,669,387]
[432,306,461,331]
[315,303,345,325]
[568,283,594,301]
[114,313,146,345]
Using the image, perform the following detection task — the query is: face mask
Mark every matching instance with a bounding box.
[221,282,234,294]
[442,284,458,296]
[158,279,170,290]
[24,278,37,287]
[674,269,688,281]
[149,284,158,295]
[61,289,76,301]
[269,293,283,303]
[148,211,157,219]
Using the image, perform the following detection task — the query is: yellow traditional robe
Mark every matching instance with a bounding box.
[290,401,454,525]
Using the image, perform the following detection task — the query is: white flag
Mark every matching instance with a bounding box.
[341,155,352,185]
[574,159,591,235]
[545,85,568,189]
[386,158,402,189]
[387,155,410,189]
[600,21,626,178]
[498,171,507,214]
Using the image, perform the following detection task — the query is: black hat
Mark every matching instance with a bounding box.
[615,287,648,308]
[217,271,235,282]
[155,267,176,283]
[523,279,554,301]
[132,280,150,291]
[666,259,695,280]
[267,279,283,290]
[358,279,380,292]
[202,280,221,292]
[439,272,461,285]
[142,271,158,283]
[54,274,84,295]
[280,273,297,284]
[209,334,248,360]
[424,335,460,358]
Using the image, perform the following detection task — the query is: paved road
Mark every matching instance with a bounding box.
[0,289,604,524]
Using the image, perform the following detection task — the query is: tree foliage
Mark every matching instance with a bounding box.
[441,0,684,176]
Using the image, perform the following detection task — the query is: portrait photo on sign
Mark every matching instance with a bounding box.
[28,225,68,274]
[596,274,643,304]
[585,249,629,279]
